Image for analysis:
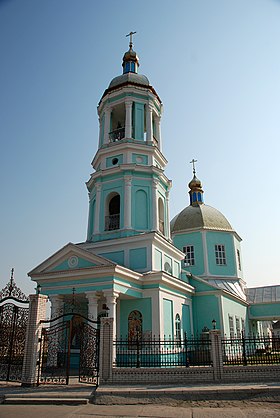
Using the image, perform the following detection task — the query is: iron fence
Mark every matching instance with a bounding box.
[113,335,212,368]
[222,334,280,366]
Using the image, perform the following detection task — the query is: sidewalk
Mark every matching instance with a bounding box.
[1,381,280,405]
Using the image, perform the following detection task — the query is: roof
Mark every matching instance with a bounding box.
[108,73,149,89]
[207,279,246,300]
[245,285,280,304]
[171,204,233,233]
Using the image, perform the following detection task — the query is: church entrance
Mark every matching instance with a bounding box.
[37,313,99,386]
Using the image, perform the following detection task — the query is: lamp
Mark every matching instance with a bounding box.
[36,284,41,295]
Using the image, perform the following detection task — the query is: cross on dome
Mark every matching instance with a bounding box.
[122,31,139,74]
[190,158,197,175]
[126,31,137,50]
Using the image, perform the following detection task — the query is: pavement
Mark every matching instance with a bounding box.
[0,381,279,406]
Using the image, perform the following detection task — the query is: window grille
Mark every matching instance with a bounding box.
[215,244,226,265]
[183,245,195,266]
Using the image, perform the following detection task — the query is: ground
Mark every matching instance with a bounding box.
[0,401,280,418]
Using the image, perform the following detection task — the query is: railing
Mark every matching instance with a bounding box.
[222,334,280,366]
[113,335,212,368]
[105,214,120,231]
[109,127,125,142]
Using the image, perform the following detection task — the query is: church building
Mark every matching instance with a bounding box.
[28,36,279,343]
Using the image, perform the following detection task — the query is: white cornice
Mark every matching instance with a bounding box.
[91,141,167,170]
[86,164,171,191]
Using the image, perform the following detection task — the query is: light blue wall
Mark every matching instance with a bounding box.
[249,303,280,319]
[182,304,192,337]
[192,295,220,335]
[129,247,147,270]
[132,181,152,231]
[206,231,236,276]
[163,299,173,337]
[99,251,124,265]
[172,232,205,276]
[134,189,148,229]
[119,298,152,337]
[133,102,145,140]
[221,295,247,336]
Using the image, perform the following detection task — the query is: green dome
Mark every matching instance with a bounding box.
[108,73,149,89]
[171,204,233,233]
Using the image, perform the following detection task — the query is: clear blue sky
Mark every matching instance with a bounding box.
[0,0,279,294]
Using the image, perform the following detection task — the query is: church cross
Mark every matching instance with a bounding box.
[190,159,197,175]
[126,31,137,49]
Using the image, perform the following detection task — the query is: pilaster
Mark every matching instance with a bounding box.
[99,317,114,385]
[152,179,159,231]
[94,182,102,234]
[21,294,48,386]
[209,329,223,381]
[124,175,132,229]
[146,103,153,142]
[104,107,112,144]
[125,100,133,139]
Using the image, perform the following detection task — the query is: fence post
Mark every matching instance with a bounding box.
[242,331,247,366]
[209,330,223,381]
[99,317,114,385]
[21,294,48,386]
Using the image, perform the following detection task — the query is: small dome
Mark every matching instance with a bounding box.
[171,204,233,233]
[188,175,202,190]
[108,72,150,89]
[123,48,139,64]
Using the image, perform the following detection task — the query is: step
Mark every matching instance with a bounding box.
[3,396,89,405]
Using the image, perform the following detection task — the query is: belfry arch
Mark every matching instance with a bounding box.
[105,192,120,231]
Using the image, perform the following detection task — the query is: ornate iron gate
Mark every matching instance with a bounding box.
[38,314,99,386]
[0,269,29,382]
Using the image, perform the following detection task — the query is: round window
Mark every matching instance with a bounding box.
[112,158,119,165]
[164,262,172,274]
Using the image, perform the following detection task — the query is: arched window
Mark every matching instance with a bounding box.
[105,193,120,231]
[158,197,165,234]
[175,314,181,345]
[128,310,142,344]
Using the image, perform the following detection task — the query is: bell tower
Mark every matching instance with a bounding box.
[86,36,171,244]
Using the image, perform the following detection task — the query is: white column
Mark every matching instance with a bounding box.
[104,107,112,144]
[85,291,99,321]
[125,100,133,139]
[103,290,119,339]
[152,179,159,231]
[98,116,102,148]
[49,295,64,319]
[93,183,102,234]
[124,175,132,229]
[156,115,161,149]
[146,104,153,142]
[165,190,171,239]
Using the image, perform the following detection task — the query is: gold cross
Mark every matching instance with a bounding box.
[190,159,197,175]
